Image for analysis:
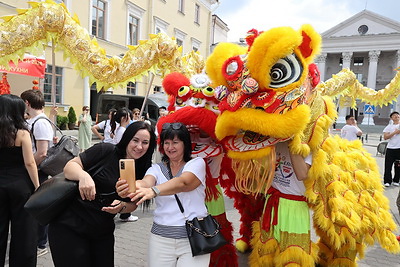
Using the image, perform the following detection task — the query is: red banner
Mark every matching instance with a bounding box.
[0,57,46,78]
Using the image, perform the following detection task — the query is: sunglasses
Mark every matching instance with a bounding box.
[162,122,184,130]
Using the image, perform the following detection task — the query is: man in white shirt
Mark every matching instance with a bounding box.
[382,111,400,187]
[341,115,362,141]
[21,89,54,257]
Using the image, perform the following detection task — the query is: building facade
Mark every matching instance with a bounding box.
[317,10,400,125]
[0,0,220,120]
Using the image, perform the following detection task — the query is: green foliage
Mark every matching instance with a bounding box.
[67,106,77,123]
[56,115,69,128]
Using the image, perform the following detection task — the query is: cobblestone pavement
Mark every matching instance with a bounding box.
[9,130,400,266]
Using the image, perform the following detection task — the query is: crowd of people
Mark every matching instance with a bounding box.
[1,88,400,266]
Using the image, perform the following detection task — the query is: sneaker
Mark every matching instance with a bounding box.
[393,182,400,186]
[37,247,48,257]
[120,215,138,222]
[384,183,391,187]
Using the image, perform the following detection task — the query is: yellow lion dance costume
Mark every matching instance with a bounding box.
[206,25,400,266]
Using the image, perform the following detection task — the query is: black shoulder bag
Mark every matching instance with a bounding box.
[162,162,227,256]
[24,150,112,226]
[31,117,79,177]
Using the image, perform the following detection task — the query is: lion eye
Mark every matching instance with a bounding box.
[269,54,303,88]
[202,86,214,97]
[178,86,190,97]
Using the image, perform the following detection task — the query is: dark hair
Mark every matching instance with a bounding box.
[345,115,354,121]
[160,123,192,163]
[116,121,156,180]
[390,111,399,118]
[82,105,89,111]
[20,89,45,110]
[0,94,29,148]
[159,106,166,110]
[110,107,130,135]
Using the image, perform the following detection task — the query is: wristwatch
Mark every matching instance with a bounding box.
[151,186,160,197]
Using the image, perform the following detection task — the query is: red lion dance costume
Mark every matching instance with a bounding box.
[157,71,238,266]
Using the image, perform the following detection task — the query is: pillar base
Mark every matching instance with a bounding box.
[361,115,375,125]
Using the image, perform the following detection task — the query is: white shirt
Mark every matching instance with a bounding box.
[271,142,312,196]
[26,113,54,153]
[96,120,116,144]
[145,157,207,226]
[113,126,126,144]
[341,124,361,141]
[383,124,400,149]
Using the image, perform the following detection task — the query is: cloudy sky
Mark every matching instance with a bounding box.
[214,0,400,42]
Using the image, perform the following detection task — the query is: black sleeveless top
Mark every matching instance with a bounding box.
[0,146,24,169]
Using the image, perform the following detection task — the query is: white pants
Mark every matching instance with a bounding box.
[148,233,210,267]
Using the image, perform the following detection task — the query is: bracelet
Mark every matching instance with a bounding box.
[151,186,160,197]
[118,204,126,213]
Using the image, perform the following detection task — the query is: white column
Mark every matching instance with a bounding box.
[337,52,353,123]
[361,50,380,125]
[83,76,90,107]
[315,53,327,81]
[395,50,400,112]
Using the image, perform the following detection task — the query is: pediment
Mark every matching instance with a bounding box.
[322,10,400,38]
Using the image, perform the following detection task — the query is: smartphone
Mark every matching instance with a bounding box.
[119,159,136,193]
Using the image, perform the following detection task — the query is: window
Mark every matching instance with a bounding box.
[353,57,364,66]
[194,4,200,24]
[92,0,106,38]
[176,38,183,48]
[127,82,136,95]
[174,28,186,52]
[178,0,185,13]
[44,65,63,103]
[128,15,139,45]
[153,86,162,93]
[191,37,201,52]
[154,17,169,34]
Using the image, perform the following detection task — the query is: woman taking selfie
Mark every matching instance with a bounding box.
[117,122,209,266]
[0,94,39,266]
[78,106,93,152]
[48,121,156,267]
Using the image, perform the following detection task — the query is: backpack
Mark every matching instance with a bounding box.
[31,117,79,176]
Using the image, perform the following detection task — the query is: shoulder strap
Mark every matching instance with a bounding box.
[31,117,60,150]
[157,162,185,214]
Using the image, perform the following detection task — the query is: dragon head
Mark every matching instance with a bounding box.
[206,24,321,160]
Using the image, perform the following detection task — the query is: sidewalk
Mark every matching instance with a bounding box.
[27,129,400,266]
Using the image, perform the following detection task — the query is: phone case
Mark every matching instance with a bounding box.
[119,159,136,193]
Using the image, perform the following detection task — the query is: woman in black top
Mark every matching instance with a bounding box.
[0,94,39,267]
[48,121,156,267]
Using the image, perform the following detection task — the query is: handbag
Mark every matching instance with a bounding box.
[164,162,227,256]
[24,151,111,225]
[24,173,78,226]
[31,117,80,176]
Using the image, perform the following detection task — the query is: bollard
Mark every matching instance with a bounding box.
[380,135,382,141]
[361,136,364,143]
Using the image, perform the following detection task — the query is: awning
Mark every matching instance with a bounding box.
[0,55,46,78]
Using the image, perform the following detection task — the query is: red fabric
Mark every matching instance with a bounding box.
[0,57,46,78]
[156,106,217,140]
[262,187,306,232]
[299,31,312,58]
[209,213,238,267]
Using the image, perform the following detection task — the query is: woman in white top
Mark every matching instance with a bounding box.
[91,108,117,143]
[382,111,400,187]
[116,122,209,267]
[111,108,131,145]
